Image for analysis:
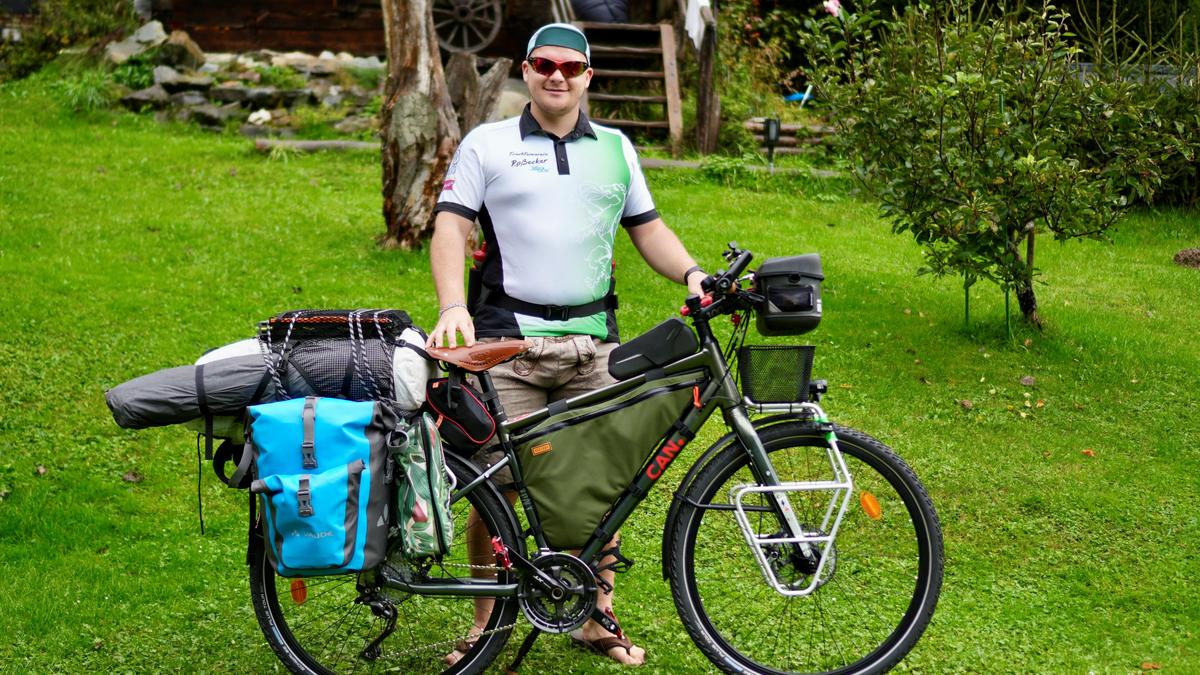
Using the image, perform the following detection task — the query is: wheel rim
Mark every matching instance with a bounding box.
[680,432,941,674]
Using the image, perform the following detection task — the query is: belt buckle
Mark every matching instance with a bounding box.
[543,305,571,322]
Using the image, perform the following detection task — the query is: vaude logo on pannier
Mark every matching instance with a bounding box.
[289,529,336,540]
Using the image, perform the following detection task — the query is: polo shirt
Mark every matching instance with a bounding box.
[433,105,658,342]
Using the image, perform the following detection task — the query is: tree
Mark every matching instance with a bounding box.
[378,1,510,249]
[802,1,1173,328]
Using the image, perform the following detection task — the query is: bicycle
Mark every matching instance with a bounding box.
[246,243,945,674]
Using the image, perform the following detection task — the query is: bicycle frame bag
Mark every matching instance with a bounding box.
[512,371,705,549]
[753,254,824,336]
[608,318,699,380]
[392,413,454,558]
[423,374,496,454]
[246,396,400,577]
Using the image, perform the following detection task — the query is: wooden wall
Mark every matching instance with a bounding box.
[162,0,387,54]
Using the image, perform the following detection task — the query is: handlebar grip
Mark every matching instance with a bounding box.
[727,250,753,279]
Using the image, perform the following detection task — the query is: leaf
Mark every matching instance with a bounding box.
[1020,375,1036,386]
[1081,448,1095,457]
[1141,663,1162,671]
[1035,400,1045,408]
[34,465,47,476]
[122,470,143,483]
[958,399,974,410]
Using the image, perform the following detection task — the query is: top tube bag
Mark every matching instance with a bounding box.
[512,371,705,549]
[245,396,400,577]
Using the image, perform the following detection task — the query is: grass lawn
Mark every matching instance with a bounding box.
[1,68,1198,673]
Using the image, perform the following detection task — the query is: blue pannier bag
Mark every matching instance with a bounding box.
[245,396,399,577]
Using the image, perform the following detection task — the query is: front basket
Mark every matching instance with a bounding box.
[737,345,815,405]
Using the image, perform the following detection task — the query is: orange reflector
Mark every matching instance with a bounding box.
[290,579,309,604]
[860,491,882,520]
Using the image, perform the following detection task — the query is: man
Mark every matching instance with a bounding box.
[427,23,706,667]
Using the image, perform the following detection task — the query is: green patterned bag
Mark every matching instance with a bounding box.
[392,413,454,558]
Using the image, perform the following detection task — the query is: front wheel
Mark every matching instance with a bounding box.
[249,453,522,674]
[668,422,944,674]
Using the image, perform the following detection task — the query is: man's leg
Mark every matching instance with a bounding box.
[552,337,646,666]
[447,339,551,665]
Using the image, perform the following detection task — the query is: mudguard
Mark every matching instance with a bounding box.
[660,414,812,580]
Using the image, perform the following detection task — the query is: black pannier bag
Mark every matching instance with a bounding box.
[754,254,824,336]
[608,317,699,380]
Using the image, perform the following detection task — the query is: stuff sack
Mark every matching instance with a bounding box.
[512,371,705,548]
[392,413,455,558]
[260,309,435,408]
[246,396,399,577]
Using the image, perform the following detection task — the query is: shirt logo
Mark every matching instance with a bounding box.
[510,150,549,170]
[442,178,455,191]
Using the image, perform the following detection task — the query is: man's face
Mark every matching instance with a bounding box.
[522,45,592,119]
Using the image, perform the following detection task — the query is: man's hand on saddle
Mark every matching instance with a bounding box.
[427,306,475,349]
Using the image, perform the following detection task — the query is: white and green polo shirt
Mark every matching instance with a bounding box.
[434,105,658,342]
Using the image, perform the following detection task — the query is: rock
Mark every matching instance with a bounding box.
[244,87,282,108]
[280,89,313,108]
[105,20,168,64]
[1173,248,1200,269]
[121,84,169,110]
[319,50,336,60]
[156,30,205,70]
[321,93,344,108]
[169,90,208,107]
[197,62,220,74]
[231,70,262,83]
[334,115,377,135]
[248,108,272,125]
[205,53,236,67]
[493,89,530,121]
[210,83,248,104]
[348,56,384,70]
[190,102,246,128]
[239,123,272,138]
[154,66,213,93]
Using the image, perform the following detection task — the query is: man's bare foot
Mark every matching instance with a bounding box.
[443,633,482,667]
[570,621,646,666]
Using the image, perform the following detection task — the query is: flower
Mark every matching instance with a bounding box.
[823,0,842,17]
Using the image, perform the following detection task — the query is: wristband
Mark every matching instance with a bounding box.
[439,303,467,315]
[683,265,704,284]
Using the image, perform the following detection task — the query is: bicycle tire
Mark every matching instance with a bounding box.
[249,453,521,674]
[668,422,944,674]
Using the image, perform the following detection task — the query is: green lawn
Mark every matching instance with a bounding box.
[1,68,1198,674]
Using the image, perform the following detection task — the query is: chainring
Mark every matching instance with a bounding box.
[516,552,597,634]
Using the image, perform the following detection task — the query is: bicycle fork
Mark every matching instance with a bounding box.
[729,403,854,597]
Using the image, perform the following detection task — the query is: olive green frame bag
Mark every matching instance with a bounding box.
[514,372,704,549]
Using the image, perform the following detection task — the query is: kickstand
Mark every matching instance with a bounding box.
[506,628,542,672]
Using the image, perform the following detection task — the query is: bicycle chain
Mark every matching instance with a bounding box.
[389,620,521,659]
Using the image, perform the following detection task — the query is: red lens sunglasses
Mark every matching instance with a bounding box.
[526,56,590,79]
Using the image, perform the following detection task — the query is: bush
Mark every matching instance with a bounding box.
[0,0,137,81]
[255,65,307,90]
[57,68,114,112]
[801,1,1182,327]
[111,51,156,89]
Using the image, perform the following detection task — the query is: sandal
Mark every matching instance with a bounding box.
[444,637,478,666]
[569,629,642,665]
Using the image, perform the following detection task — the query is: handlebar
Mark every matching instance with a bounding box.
[679,242,759,320]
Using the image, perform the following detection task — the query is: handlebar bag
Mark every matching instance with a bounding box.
[246,397,400,577]
[512,371,705,549]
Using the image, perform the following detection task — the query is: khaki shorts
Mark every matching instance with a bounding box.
[471,335,617,488]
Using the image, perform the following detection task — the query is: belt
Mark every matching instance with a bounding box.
[482,287,619,322]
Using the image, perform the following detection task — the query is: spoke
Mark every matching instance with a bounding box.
[467,21,486,43]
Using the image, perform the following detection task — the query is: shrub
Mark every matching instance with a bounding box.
[801,1,1180,328]
[255,65,307,90]
[58,68,114,112]
[0,0,137,81]
[111,51,156,89]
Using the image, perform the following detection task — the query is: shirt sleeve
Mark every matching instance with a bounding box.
[618,132,659,227]
[433,128,486,221]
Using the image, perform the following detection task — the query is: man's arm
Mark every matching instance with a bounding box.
[427,211,477,348]
[626,218,706,296]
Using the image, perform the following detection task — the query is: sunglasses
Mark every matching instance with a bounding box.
[526,56,590,79]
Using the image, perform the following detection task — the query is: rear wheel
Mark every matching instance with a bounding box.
[668,423,943,674]
[250,453,521,674]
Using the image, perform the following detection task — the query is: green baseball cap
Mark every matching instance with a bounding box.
[526,23,590,63]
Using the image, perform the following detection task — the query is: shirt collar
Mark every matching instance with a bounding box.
[518,103,597,141]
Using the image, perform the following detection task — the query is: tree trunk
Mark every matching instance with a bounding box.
[1016,229,1043,328]
[379,0,461,250]
[445,53,512,136]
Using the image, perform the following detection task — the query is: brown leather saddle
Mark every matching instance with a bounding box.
[426,339,534,372]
